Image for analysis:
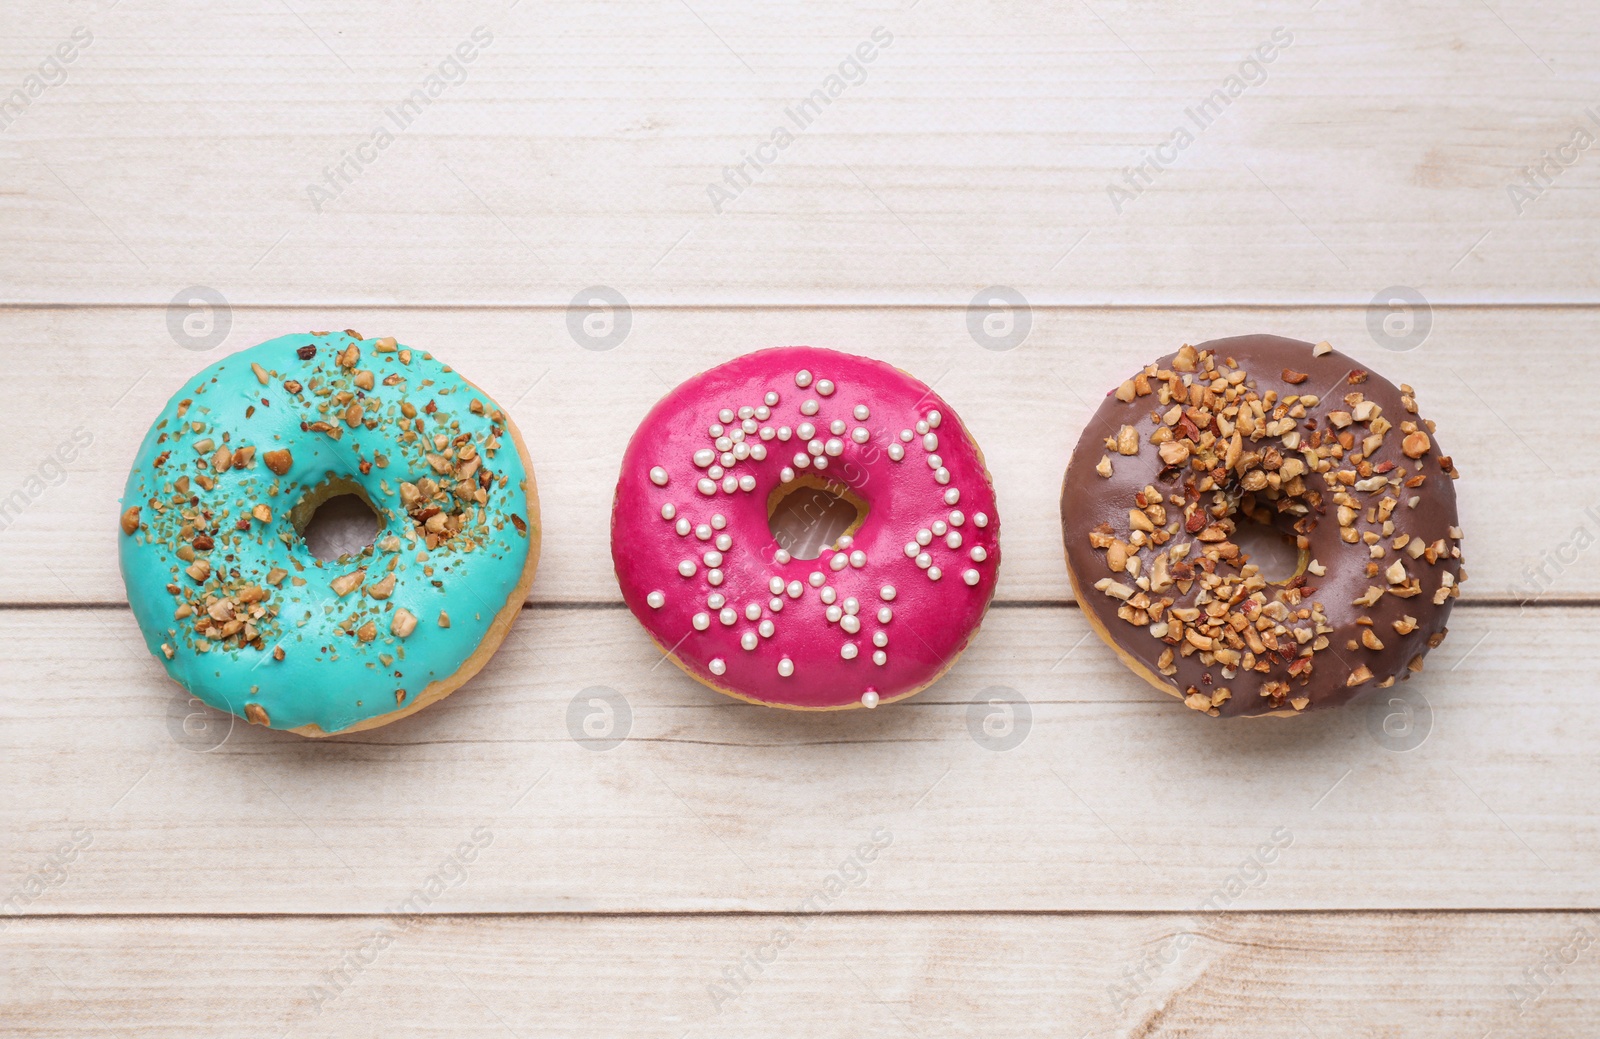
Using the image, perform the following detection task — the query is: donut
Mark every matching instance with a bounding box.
[117,332,540,736]
[611,347,1001,710]
[1060,334,1464,717]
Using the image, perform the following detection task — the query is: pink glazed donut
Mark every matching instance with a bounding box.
[611,347,1001,710]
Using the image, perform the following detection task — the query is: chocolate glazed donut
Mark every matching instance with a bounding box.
[1061,335,1465,718]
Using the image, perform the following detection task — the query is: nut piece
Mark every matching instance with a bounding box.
[1115,425,1140,456]
[391,608,418,638]
[264,449,293,475]
[120,506,141,535]
[1095,455,1114,478]
[330,568,367,597]
[245,703,270,726]
[366,573,396,599]
[356,621,377,642]
[1402,431,1431,458]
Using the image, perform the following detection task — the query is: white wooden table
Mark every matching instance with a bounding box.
[3,1,1597,1035]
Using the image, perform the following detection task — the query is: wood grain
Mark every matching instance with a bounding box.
[4,912,1596,1037]
[1,1,1597,304]
[3,604,1592,914]
[2,304,1590,605]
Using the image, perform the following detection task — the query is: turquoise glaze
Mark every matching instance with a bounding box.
[118,333,536,734]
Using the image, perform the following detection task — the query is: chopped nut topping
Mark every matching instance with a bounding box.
[391,608,418,638]
[245,703,270,726]
[330,568,367,597]
[120,506,141,535]
[264,449,292,475]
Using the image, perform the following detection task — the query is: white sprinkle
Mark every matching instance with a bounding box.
[750,444,767,461]
[693,612,710,630]
[769,576,786,595]
[880,585,897,601]
[826,605,843,623]
[745,602,761,621]
[928,566,942,581]
[777,426,792,441]
[970,546,988,562]
[873,631,888,649]
[915,420,929,435]
[915,552,931,569]
[696,524,712,540]
[841,643,858,660]
[798,421,816,440]
[697,478,716,496]
[721,475,737,494]
[787,580,804,598]
[927,410,941,428]
[841,615,860,634]
[830,553,847,572]
[769,597,784,611]
[708,593,725,609]
[944,488,960,506]
[676,518,692,537]
[703,550,723,567]
[849,550,866,568]
[793,452,811,469]
[756,406,771,420]
[719,408,735,423]
[816,379,834,396]
[678,560,697,577]
[716,533,732,551]
[741,632,758,651]
[851,427,870,444]
[904,542,919,558]
[821,587,837,604]
[947,531,963,549]
[711,514,727,529]
[888,444,905,462]
[900,429,914,442]
[738,406,754,420]
[708,465,724,479]
[927,454,942,470]
[854,404,870,420]
[778,658,794,677]
[829,419,846,435]
[739,475,757,492]
[934,468,950,485]
[775,549,792,564]
[715,437,732,452]
[647,590,665,609]
[842,597,859,615]
[707,569,724,586]
[872,650,887,666]
[861,690,879,709]
[825,438,843,457]
[732,443,748,460]
[765,391,780,406]
[709,423,724,437]
[662,503,677,520]
[759,426,775,441]
[806,439,823,457]
[780,466,796,483]
[932,520,948,536]
[916,528,933,546]
[758,619,774,637]
[949,510,965,526]
[877,606,893,623]
[741,419,757,434]
[813,456,828,470]
[650,467,669,486]
[808,571,826,587]
[974,512,988,527]
[837,535,853,549]
[795,369,813,388]
[709,658,726,676]
[923,433,939,451]
[962,568,980,586]
[719,607,737,626]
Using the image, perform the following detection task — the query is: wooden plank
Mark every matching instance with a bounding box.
[2,603,1593,914]
[4,912,1596,1036]
[0,304,1590,605]
[2,2,1598,303]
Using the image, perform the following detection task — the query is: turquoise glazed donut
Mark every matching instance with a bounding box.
[118,332,540,736]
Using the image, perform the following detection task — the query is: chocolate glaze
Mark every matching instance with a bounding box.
[1060,335,1463,718]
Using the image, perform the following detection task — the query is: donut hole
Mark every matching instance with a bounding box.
[766,477,866,560]
[289,478,381,562]
[1232,512,1304,584]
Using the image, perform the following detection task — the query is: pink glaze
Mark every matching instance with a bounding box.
[611,347,1001,709]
